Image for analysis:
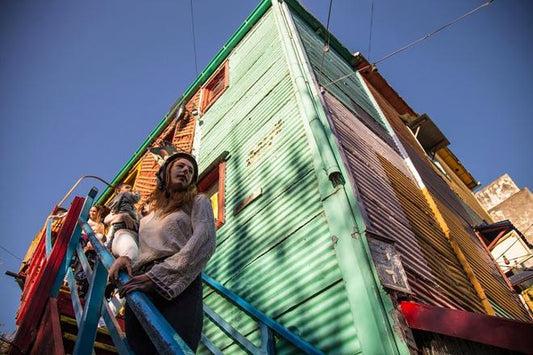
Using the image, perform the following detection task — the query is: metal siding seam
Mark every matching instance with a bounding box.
[273,1,407,354]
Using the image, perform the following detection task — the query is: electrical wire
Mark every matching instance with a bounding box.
[323,0,495,88]
[190,0,199,75]
[367,1,374,60]
[0,244,22,261]
[319,0,334,73]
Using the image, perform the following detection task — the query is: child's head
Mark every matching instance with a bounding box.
[116,183,132,194]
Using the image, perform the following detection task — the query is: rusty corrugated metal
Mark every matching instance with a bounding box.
[407,147,531,321]
[364,75,531,321]
[324,92,487,315]
[434,149,491,221]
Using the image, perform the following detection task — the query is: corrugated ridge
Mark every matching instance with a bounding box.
[275,281,361,354]
[206,171,321,282]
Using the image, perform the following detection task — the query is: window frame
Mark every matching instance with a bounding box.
[199,61,229,114]
[198,160,226,229]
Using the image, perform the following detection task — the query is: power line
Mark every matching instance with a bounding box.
[323,0,495,88]
[319,0,334,73]
[367,1,374,60]
[189,0,199,75]
[0,244,22,262]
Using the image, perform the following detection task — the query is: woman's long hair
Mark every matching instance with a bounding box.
[151,163,198,217]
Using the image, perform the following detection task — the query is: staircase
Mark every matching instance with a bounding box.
[9,188,323,355]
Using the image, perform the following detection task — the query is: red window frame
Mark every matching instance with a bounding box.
[198,161,226,229]
[199,61,229,114]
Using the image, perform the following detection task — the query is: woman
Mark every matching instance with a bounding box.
[87,206,105,243]
[109,152,216,353]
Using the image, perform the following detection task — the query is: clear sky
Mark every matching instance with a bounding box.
[1,0,531,334]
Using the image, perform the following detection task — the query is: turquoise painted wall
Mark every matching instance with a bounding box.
[291,13,387,131]
[196,9,360,354]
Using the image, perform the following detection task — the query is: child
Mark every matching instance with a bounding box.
[104,184,140,251]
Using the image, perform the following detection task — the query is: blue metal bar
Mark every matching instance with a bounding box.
[45,218,53,257]
[260,324,276,355]
[203,305,259,354]
[76,243,93,280]
[66,267,84,324]
[80,221,115,270]
[80,220,132,354]
[73,259,108,355]
[202,273,324,355]
[100,302,133,355]
[200,334,224,355]
[51,187,98,297]
[122,287,194,355]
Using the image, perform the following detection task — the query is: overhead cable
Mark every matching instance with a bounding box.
[319,0,334,73]
[367,1,374,60]
[0,244,22,261]
[190,0,199,75]
[323,0,495,88]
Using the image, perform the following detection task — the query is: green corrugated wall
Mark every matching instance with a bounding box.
[290,14,385,129]
[197,10,360,354]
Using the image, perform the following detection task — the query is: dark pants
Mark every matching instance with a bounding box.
[124,276,203,354]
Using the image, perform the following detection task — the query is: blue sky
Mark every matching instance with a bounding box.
[1,0,532,334]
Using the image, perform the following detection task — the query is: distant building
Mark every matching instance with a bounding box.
[476,174,533,244]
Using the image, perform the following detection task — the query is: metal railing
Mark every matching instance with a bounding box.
[43,188,323,354]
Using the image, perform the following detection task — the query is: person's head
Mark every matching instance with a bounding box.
[140,197,154,217]
[153,152,199,216]
[56,207,67,214]
[89,206,99,221]
[156,152,198,192]
[115,183,132,194]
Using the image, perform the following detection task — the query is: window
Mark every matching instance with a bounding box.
[199,61,229,114]
[198,160,226,228]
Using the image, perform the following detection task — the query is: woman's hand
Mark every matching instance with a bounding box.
[109,256,132,283]
[119,274,156,297]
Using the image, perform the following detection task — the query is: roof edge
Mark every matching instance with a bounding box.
[96,0,272,204]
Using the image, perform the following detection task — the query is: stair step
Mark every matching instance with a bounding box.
[62,332,117,353]
[59,315,117,354]
[60,315,111,336]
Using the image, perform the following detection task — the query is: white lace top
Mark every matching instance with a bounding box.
[134,194,216,300]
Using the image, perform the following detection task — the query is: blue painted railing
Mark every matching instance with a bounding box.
[201,274,323,355]
[49,188,323,354]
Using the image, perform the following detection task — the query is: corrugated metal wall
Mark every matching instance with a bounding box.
[291,14,394,150]
[196,10,360,354]
[367,83,530,321]
[324,92,485,314]
[292,7,531,322]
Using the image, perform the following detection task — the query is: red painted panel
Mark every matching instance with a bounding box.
[31,298,64,355]
[11,197,84,354]
[401,301,533,354]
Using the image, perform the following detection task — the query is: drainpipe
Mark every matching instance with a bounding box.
[358,71,495,316]
[272,1,406,354]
